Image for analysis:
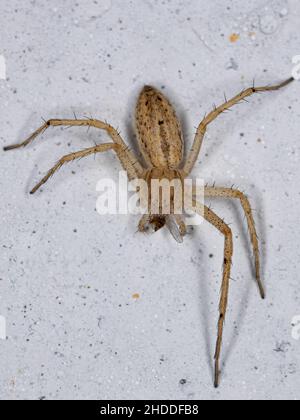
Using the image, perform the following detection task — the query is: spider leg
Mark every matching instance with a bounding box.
[204,187,265,299]
[3,118,144,180]
[173,214,187,236]
[191,200,233,388]
[138,214,150,232]
[183,77,294,175]
[30,143,120,194]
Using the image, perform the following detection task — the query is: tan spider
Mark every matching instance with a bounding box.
[3,76,293,387]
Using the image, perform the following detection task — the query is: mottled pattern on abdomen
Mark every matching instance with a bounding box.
[135,86,184,169]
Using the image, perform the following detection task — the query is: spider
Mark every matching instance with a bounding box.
[3,76,294,387]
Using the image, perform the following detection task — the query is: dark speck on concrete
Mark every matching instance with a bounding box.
[274,342,291,353]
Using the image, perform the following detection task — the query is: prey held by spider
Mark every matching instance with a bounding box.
[3,76,294,388]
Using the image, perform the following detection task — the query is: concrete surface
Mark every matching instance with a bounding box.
[0,0,300,401]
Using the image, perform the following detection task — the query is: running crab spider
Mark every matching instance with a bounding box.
[3,76,294,387]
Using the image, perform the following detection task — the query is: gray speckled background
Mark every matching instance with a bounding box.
[0,0,300,401]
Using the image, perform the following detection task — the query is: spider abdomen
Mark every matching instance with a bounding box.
[136,86,184,169]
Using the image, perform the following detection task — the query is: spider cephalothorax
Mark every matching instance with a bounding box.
[4,76,294,387]
[140,167,186,236]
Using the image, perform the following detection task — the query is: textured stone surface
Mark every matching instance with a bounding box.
[0,0,299,400]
